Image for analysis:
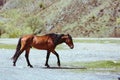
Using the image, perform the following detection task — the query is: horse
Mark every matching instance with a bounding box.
[12,33,74,68]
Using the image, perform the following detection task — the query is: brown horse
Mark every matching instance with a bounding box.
[12,33,74,68]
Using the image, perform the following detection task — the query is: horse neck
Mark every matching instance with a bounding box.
[56,38,65,45]
[51,34,64,45]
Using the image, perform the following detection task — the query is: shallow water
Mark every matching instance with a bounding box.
[0,38,120,80]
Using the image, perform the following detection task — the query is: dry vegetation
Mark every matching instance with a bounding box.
[0,0,120,38]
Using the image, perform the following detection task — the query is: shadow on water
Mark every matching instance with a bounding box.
[42,66,87,69]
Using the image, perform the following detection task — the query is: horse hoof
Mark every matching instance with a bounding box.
[57,63,61,67]
[46,65,50,68]
[30,66,33,68]
[45,65,50,68]
[45,64,50,68]
[47,65,50,68]
[28,65,33,68]
[13,64,16,66]
[58,65,61,67]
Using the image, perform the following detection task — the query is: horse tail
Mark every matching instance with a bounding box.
[12,37,22,60]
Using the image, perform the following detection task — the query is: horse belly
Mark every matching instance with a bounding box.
[32,36,54,51]
[32,43,48,50]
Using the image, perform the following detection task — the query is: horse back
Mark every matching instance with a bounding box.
[20,34,56,51]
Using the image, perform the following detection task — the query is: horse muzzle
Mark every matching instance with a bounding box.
[70,45,74,49]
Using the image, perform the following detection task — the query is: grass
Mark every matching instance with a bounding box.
[0,38,119,49]
[0,43,16,49]
[73,39,120,44]
[66,60,120,72]
[56,45,66,50]
[78,61,120,68]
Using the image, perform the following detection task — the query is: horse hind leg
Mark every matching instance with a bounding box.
[13,49,24,66]
[25,48,33,68]
[13,43,26,66]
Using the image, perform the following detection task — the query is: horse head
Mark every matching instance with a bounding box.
[61,34,74,49]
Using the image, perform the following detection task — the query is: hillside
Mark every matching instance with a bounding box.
[0,0,120,38]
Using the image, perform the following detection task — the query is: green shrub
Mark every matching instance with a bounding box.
[39,2,46,9]
[116,18,120,24]
[3,25,22,38]
[1,33,9,38]
[21,27,33,35]
[24,16,44,34]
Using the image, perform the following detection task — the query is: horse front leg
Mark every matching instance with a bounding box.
[25,48,33,68]
[52,51,61,67]
[45,51,50,68]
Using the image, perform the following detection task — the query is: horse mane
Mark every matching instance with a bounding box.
[46,33,64,45]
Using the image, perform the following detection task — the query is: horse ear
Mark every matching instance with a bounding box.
[67,34,69,36]
[67,34,71,37]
